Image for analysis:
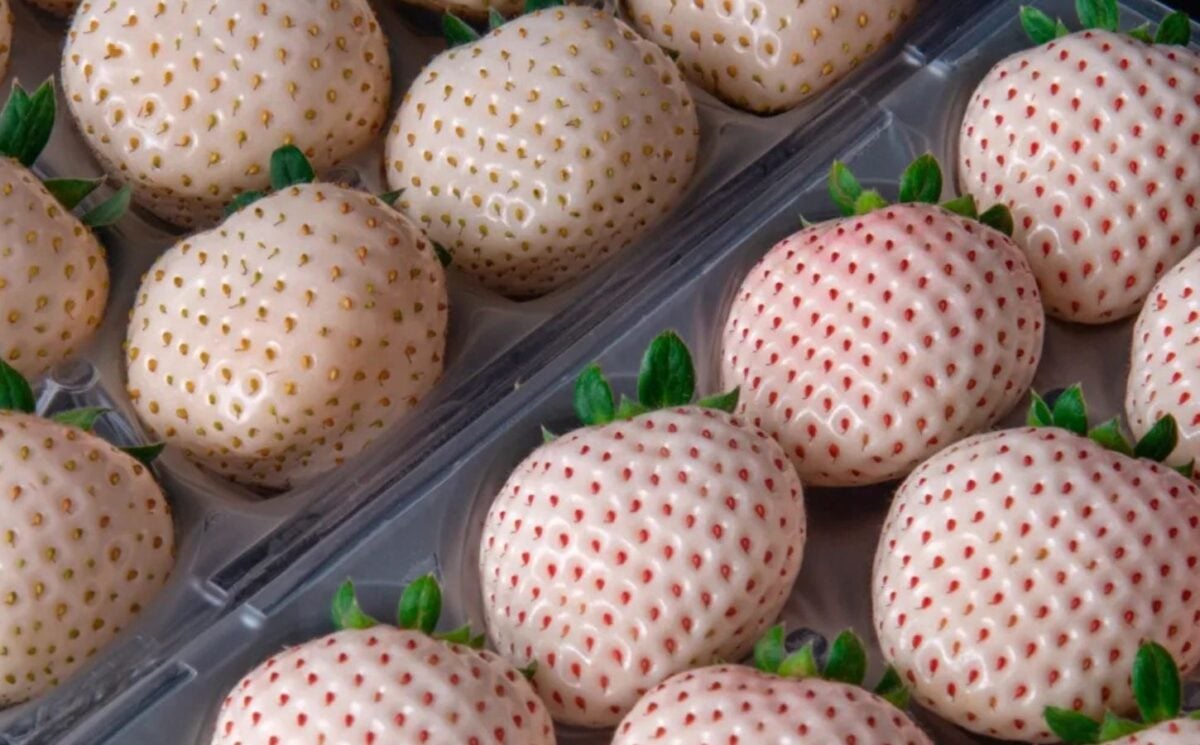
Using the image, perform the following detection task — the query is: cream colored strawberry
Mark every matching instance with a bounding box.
[626,0,917,114]
[387,5,699,297]
[24,0,75,16]
[0,362,174,706]
[62,0,391,227]
[125,150,448,490]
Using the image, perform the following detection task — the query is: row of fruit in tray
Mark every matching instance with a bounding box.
[0,0,1198,743]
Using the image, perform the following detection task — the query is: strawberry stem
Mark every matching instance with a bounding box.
[397,575,442,634]
[1020,1,1190,47]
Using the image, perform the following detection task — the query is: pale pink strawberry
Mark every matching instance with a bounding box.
[212,578,555,745]
[1127,249,1200,476]
[480,332,806,727]
[626,0,918,114]
[1101,720,1200,744]
[873,390,1200,743]
[721,158,1044,487]
[958,9,1200,324]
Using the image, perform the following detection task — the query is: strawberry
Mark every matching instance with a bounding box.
[480,331,806,727]
[212,576,555,745]
[1127,249,1200,479]
[957,2,1200,324]
[24,0,74,16]
[721,155,1044,487]
[613,626,932,745]
[386,3,700,298]
[0,81,131,380]
[625,0,917,114]
[0,360,173,706]
[62,0,392,228]
[124,147,448,490]
[873,386,1200,743]
[1045,642,1200,745]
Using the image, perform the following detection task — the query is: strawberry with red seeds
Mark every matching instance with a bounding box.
[480,331,806,727]
[721,155,1044,486]
[613,626,933,745]
[958,1,1200,324]
[212,576,555,745]
[873,386,1200,743]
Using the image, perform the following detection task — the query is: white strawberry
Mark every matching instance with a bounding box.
[873,387,1200,743]
[625,0,918,114]
[957,3,1200,324]
[0,360,174,706]
[124,147,448,490]
[62,0,392,228]
[24,0,75,17]
[0,80,130,380]
[480,331,806,727]
[386,3,700,298]
[212,576,555,745]
[721,156,1044,487]
[614,626,933,745]
[1127,249,1200,478]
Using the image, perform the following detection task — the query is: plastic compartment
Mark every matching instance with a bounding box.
[47,0,1194,743]
[0,0,943,741]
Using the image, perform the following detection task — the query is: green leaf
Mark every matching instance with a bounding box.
[1174,460,1194,480]
[51,407,109,432]
[121,442,166,465]
[523,0,563,12]
[1132,641,1182,723]
[330,580,378,630]
[874,666,911,710]
[432,241,453,268]
[1076,0,1119,32]
[1154,12,1191,46]
[1021,6,1065,44]
[224,190,266,216]
[853,190,889,215]
[1055,19,1072,37]
[435,623,479,647]
[443,12,481,46]
[753,624,786,674]
[898,154,943,204]
[0,80,56,167]
[1088,418,1133,456]
[378,189,403,207]
[777,644,820,679]
[540,425,556,443]
[979,204,1015,236]
[614,395,649,422]
[519,660,538,681]
[828,161,864,217]
[269,145,315,191]
[43,178,103,210]
[1028,392,1054,427]
[822,630,868,686]
[0,359,36,413]
[637,331,696,409]
[1050,385,1088,435]
[1134,415,1178,462]
[696,387,740,414]
[81,185,132,228]
[396,574,442,634]
[1044,706,1101,744]
[941,194,978,219]
[1097,711,1147,741]
[1128,22,1155,43]
[488,7,505,29]
[573,363,616,426]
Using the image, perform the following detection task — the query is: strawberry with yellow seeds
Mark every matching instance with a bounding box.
[626,0,918,114]
[0,81,130,380]
[213,576,555,745]
[125,147,448,491]
[0,360,174,706]
[62,0,392,228]
[481,331,806,727]
[387,2,700,298]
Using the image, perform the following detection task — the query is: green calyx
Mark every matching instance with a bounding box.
[1020,1,1191,46]
[443,0,565,48]
[0,81,131,226]
[562,330,739,432]
[753,626,910,710]
[1027,385,1190,476]
[828,155,1014,237]
[224,145,316,216]
[331,576,486,649]
[1046,642,1200,743]
[0,359,164,465]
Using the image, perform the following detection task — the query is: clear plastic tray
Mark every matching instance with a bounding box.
[8,0,1194,743]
